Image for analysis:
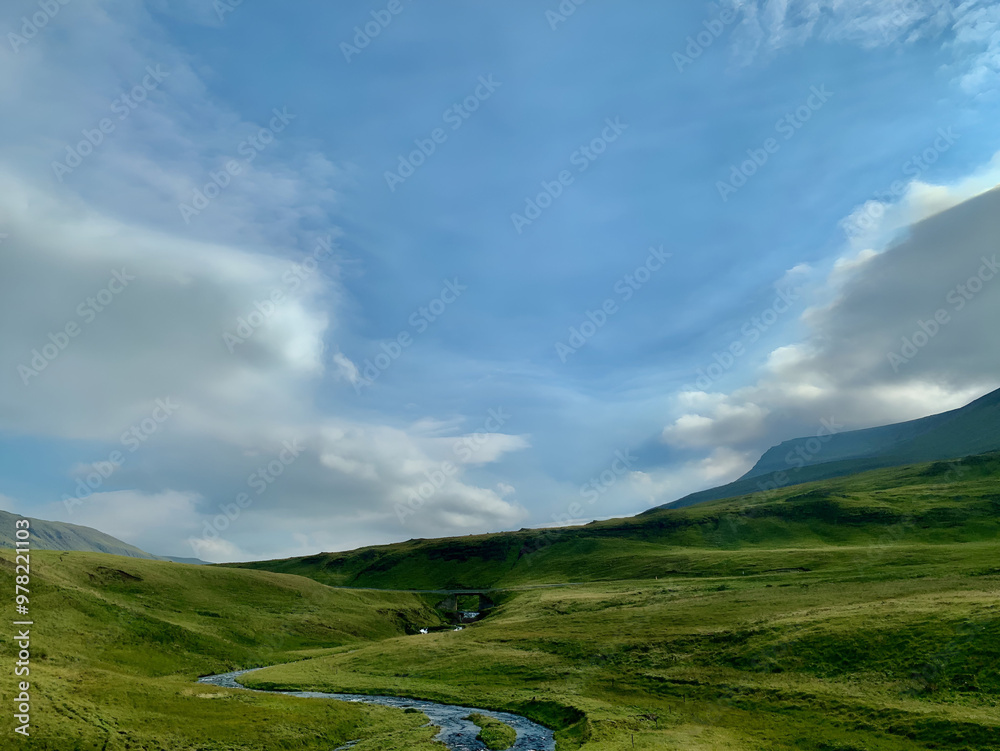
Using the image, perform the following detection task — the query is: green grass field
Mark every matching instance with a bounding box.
[237,453,1000,749]
[247,544,1000,750]
[5,452,1000,749]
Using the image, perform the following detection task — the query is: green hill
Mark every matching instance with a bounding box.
[220,450,1000,750]
[249,546,1000,751]
[660,385,1000,509]
[0,550,445,750]
[228,450,1000,591]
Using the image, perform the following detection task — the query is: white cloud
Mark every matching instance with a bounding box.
[663,398,769,449]
[332,351,362,386]
[0,0,533,561]
[630,446,756,507]
[309,419,529,534]
[47,490,211,557]
[0,171,330,442]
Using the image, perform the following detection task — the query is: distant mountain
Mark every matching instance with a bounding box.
[0,508,157,558]
[0,508,206,563]
[159,555,209,565]
[653,386,1000,510]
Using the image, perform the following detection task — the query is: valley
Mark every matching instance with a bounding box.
[4,451,999,748]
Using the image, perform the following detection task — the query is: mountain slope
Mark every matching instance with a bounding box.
[660,386,1000,509]
[0,508,208,562]
[743,386,1000,479]
[0,508,159,558]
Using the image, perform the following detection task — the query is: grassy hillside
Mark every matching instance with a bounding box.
[233,449,1000,749]
[229,451,1000,590]
[247,542,1000,750]
[0,550,445,750]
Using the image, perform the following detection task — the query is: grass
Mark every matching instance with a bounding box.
[0,550,446,750]
[246,552,1000,750]
[234,452,1000,750]
[465,712,517,749]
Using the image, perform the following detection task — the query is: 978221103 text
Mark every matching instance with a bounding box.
[12,518,32,737]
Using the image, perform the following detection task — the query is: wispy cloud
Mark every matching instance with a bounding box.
[728,0,1000,92]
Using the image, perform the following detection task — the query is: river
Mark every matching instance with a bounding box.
[199,668,556,751]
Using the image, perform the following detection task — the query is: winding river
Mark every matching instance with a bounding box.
[199,668,556,751]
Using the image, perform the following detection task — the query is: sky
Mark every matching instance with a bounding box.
[1,0,999,562]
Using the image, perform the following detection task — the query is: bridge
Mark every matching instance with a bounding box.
[434,592,496,622]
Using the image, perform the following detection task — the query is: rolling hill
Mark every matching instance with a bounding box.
[228,449,1000,591]
[225,451,1000,750]
[0,550,444,750]
[8,451,1000,749]
[248,545,1000,751]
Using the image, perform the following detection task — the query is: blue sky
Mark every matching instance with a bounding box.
[1,0,1000,561]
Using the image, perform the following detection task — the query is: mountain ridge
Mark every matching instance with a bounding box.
[0,508,205,563]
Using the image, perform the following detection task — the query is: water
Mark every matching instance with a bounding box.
[199,669,556,751]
